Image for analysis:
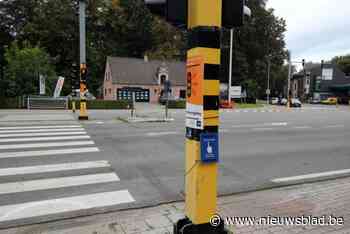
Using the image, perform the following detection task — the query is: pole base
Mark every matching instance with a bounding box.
[174,217,232,234]
[78,115,89,120]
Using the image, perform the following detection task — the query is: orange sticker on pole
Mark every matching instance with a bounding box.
[187,56,204,105]
[186,56,204,130]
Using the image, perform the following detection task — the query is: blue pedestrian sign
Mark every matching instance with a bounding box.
[200,133,219,163]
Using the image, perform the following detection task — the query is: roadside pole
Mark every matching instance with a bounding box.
[287,57,292,109]
[228,28,234,105]
[78,0,88,120]
[174,0,229,233]
[267,58,271,105]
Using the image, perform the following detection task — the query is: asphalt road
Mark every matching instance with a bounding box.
[0,106,350,228]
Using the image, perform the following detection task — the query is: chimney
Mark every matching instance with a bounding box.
[144,55,149,62]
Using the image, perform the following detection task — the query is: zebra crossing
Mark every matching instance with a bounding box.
[0,123,134,227]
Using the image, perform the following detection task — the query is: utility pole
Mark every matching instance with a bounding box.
[266,58,271,105]
[144,1,250,233]
[78,0,88,120]
[228,28,234,104]
[287,56,292,109]
[174,1,228,233]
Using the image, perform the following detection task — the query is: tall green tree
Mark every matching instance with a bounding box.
[222,0,288,99]
[332,55,350,76]
[3,42,56,97]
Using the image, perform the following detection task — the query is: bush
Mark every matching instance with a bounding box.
[69,100,132,109]
[167,99,186,109]
[0,97,24,109]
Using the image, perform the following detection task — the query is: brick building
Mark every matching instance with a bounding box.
[103,56,186,103]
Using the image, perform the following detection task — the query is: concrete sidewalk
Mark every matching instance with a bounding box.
[4,177,350,234]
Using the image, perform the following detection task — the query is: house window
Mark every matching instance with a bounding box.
[109,88,112,94]
[105,89,107,96]
[322,68,333,80]
[294,83,297,90]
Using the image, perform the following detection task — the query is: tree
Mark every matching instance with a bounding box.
[332,55,350,76]
[3,42,56,97]
[222,0,288,99]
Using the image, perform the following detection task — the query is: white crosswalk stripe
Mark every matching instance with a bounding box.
[0,131,86,138]
[0,190,135,222]
[0,161,110,177]
[0,122,135,225]
[0,173,120,195]
[0,125,82,130]
[0,140,95,150]
[0,135,90,143]
[0,128,84,133]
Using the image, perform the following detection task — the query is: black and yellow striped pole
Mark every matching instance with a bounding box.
[79,63,89,120]
[174,0,229,233]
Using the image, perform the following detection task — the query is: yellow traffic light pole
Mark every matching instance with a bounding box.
[175,0,230,233]
[78,0,88,120]
[79,63,89,120]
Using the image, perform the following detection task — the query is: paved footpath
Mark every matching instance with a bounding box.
[3,177,350,234]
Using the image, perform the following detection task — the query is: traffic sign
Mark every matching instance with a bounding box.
[266,89,271,95]
[200,133,219,163]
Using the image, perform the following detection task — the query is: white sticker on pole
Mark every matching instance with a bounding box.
[39,75,46,95]
[186,103,203,130]
[53,76,65,98]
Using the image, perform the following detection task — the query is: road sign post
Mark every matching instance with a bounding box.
[174,0,229,233]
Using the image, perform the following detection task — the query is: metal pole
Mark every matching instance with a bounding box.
[79,1,86,65]
[267,59,271,105]
[228,28,234,103]
[287,57,292,109]
[78,0,88,120]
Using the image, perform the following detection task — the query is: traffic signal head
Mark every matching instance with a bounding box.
[302,59,305,67]
[144,0,250,28]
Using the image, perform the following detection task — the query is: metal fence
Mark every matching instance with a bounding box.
[27,96,69,110]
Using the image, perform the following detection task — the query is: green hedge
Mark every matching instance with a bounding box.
[69,100,132,109]
[167,100,186,109]
[0,97,24,109]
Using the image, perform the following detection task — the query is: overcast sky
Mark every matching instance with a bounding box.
[267,0,350,63]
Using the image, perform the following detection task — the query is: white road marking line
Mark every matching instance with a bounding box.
[232,122,288,128]
[293,126,312,129]
[251,127,275,131]
[146,131,179,137]
[0,147,100,159]
[0,128,84,134]
[0,131,87,138]
[0,125,82,130]
[324,125,344,128]
[271,169,350,183]
[266,122,288,126]
[0,173,119,195]
[0,135,90,143]
[0,190,135,222]
[0,161,110,177]
[0,141,94,150]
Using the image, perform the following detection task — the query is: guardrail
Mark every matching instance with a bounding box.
[27,96,69,110]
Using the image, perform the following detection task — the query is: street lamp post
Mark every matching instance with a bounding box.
[228,28,234,104]
[266,57,271,105]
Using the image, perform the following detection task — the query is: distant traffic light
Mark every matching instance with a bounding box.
[70,63,80,95]
[302,59,305,67]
